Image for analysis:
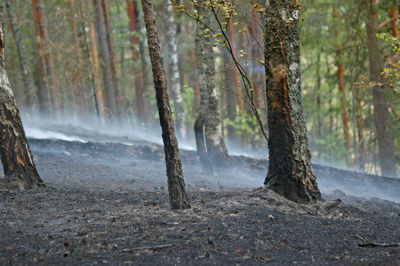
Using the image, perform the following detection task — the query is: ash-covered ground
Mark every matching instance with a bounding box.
[1,123,400,265]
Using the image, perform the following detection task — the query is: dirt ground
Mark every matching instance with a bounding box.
[1,124,400,265]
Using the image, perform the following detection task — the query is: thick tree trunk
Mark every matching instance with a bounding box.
[6,0,35,111]
[141,0,190,209]
[195,2,228,168]
[263,0,321,203]
[390,7,398,38]
[164,0,186,140]
[94,0,118,120]
[366,0,397,177]
[127,0,146,124]
[0,10,44,189]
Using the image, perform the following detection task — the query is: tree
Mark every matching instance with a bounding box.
[365,0,398,178]
[194,1,228,172]
[93,0,119,121]
[5,0,35,112]
[0,7,44,189]
[141,0,190,209]
[164,0,186,140]
[32,0,60,117]
[263,0,321,203]
[126,0,146,125]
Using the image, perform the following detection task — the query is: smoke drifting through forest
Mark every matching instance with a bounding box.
[18,111,400,204]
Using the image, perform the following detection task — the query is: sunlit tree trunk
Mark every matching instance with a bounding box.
[164,0,186,140]
[141,0,190,209]
[263,0,321,203]
[94,0,118,120]
[366,0,397,177]
[0,11,44,190]
[6,0,35,112]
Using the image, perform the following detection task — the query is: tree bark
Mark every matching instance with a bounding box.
[93,0,118,120]
[263,0,321,203]
[164,0,186,140]
[195,2,228,168]
[0,9,44,189]
[6,0,35,111]
[141,0,190,209]
[366,0,398,177]
[390,7,398,38]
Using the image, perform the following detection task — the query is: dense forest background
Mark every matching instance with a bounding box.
[3,0,400,176]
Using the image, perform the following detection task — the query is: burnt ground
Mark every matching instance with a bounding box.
[1,124,400,265]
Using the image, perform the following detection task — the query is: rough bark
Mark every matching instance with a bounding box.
[0,9,44,189]
[94,0,118,120]
[5,0,35,111]
[366,0,397,177]
[263,0,321,203]
[141,0,190,209]
[164,0,186,140]
[127,0,146,124]
[195,2,228,168]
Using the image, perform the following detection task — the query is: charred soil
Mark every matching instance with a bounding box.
[1,125,400,265]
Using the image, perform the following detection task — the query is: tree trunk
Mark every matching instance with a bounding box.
[354,85,365,170]
[141,0,190,209]
[390,7,398,38]
[333,7,351,156]
[6,0,35,111]
[226,1,243,112]
[31,0,51,115]
[68,0,85,119]
[34,0,60,118]
[0,10,44,189]
[88,0,105,123]
[93,0,118,120]
[366,0,398,177]
[195,1,228,168]
[101,0,122,120]
[164,0,186,140]
[263,0,321,203]
[127,0,146,124]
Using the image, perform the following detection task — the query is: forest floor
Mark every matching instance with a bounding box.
[1,123,400,265]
